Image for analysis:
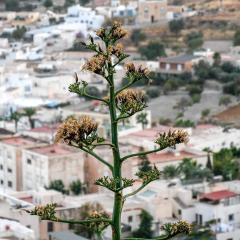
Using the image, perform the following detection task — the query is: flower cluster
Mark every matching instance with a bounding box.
[87,211,110,232]
[26,203,57,221]
[155,130,189,149]
[110,21,128,41]
[82,54,106,75]
[125,63,150,81]
[108,43,124,58]
[116,89,147,116]
[96,28,106,39]
[95,176,134,192]
[55,116,99,147]
[162,220,192,237]
[136,166,160,184]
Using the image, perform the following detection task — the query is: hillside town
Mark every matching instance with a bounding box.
[1,0,240,239]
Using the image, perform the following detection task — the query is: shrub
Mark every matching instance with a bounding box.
[146,87,160,98]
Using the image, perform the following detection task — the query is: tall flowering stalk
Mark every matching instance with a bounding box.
[28,23,191,240]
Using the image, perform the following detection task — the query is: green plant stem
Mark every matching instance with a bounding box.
[121,147,162,162]
[83,89,109,104]
[108,62,123,240]
[82,147,113,172]
[41,217,112,225]
[123,183,148,199]
[70,141,113,172]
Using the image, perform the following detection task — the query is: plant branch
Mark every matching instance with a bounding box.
[115,79,134,96]
[123,183,148,199]
[92,143,115,148]
[70,141,113,171]
[121,147,162,162]
[83,89,109,104]
[44,217,112,226]
[82,146,113,172]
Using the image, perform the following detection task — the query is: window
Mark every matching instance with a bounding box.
[7,168,12,173]
[8,181,12,188]
[0,180,3,185]
[128,216,133,222]
[27,159,32,164]
[178,209,182,215]
[47,222,54,232]
[229,214,234,221]
[0,164,3,170]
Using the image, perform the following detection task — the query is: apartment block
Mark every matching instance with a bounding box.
[0,136,44,192]
[22,144,85,191]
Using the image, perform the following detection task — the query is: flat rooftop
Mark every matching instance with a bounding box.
[29,144,78,156]
[133,149,206,165]
[160,54,200,63]
[1,136,39,147]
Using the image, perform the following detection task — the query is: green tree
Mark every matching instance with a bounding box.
[146,87,160,98]
[136,112,148,130]
[138,147,152,172]
[194,60,211,81]
[6,0,19,11]
[185,32,203,51]
[169,19,184,36]
[213,52,221,66]
[44,0,53,8]
[12,26,27,40]
[163,165,179,179]
[201,109,210,119]
[206,152,212,170]
[10,111,22,133]
[64,0,75,8]
[140,42,166,60]
[48,180,65,193]
[219,96,231,106]
[175,119,195,128]
[132,210,154,238]
[213,148,239,180]
[23,108,36,129]
[163,79,179,94]
[28,22,191,240]
[79,0,90,5]
[70,179,82,195]
[178,158,212,180]
[174,97,192,113]
[130,29,146,46]
[233,30,240,46]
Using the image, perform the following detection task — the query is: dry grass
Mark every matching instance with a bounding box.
[214,104,240,127]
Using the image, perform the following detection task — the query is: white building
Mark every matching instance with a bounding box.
[0,136,43,192]
[66,5,105,30]
[190,124,240,152]
[22,144,85,190]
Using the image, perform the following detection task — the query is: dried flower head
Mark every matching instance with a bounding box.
[162,220,192,237]
[82,54,106,74]
[125,63,150,80]
[116,89,147,115]
[155,130,189,149]
[96,28,106,39]
[111,21,128,40]
[26,203,57,221]
[55,116,98,147]
[87,210,110,232]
